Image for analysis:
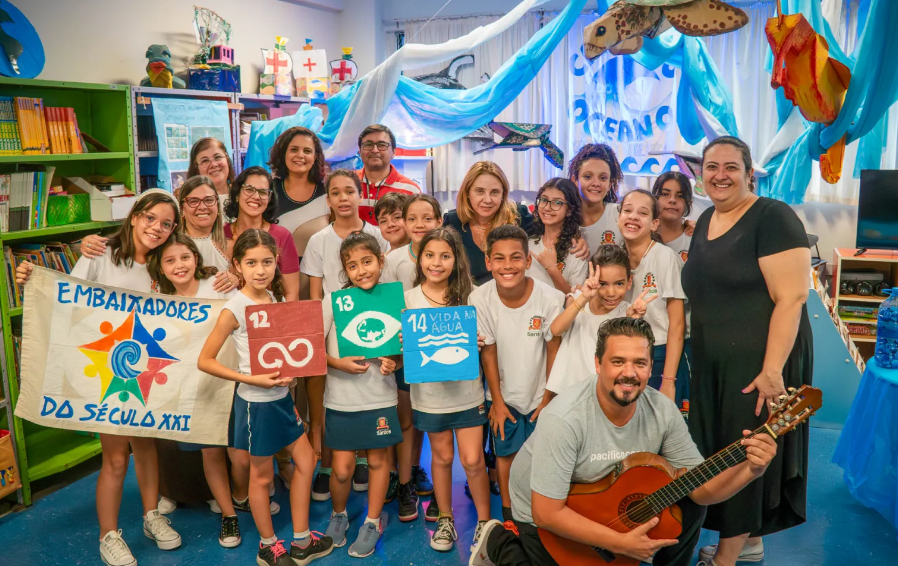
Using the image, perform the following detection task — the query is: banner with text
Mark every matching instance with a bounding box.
[15,268,237,444]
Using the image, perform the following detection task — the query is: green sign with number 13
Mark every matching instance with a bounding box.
[331,281,406,358]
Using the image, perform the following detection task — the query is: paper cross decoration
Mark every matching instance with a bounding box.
[246,301,326,378]
[402,306,479,383]
[329,59,358,83]
[332,282,405,358]
[293,48,328,79]
[261,37,293,75]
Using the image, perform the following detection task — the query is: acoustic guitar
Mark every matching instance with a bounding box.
[538,385,822,565]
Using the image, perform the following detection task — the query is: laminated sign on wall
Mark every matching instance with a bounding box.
[14,268,237,444]
[246,301,326,378]
[332,282,405,358]
[402,306,479,383]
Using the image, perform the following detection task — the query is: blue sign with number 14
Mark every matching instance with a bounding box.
[402,306,479,383]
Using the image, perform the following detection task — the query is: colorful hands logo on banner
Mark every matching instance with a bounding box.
[570,46,678,176]
[78,311,179,406]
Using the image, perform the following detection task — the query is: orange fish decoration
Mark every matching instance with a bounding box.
[766,6,852,183]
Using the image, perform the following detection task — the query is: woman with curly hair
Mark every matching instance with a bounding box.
[568,143,624,254]
[526,178,588,294]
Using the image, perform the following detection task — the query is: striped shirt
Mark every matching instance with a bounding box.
[356,164,420,225]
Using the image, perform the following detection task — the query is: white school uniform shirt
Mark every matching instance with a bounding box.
[190,234,230,274]
[625,242,685,346]
[194,276,236,300]
[71,248,153,292]
[222,291,290,403]
[581,205,622,254]
[404,286,485,414]
[526,239,589,291]
[662,231,692,338]
[469,279,564,414]
[300,222,390,295]
[383,244,417,292]
[322,294,398,412]
[546,300,631,394]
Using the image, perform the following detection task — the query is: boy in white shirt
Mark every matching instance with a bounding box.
[468,225,564,522]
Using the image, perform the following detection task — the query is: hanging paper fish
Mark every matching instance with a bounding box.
[766,11,851,183]
[472,122,564,169]
[583,0,749,60]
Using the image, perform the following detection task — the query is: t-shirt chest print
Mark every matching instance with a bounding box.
[527,316,545,338]
[643,272,659,296]
[600,230,617,245]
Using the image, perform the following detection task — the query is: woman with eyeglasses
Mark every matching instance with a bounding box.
[188,137,236,202]
[224,166,301,302]
[15,190,184,566]
[526,178,588,294]
[80,176,239,294]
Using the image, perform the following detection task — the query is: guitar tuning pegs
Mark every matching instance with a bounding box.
[778,394,788,403]
[788,387,797,394]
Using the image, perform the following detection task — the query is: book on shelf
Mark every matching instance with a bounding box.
[0,165,56,232]
[137,116,158,152]
[0,97,22,156]
[4,96,85,155]
[3,241,81,307]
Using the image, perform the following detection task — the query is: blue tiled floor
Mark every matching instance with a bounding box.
[0,428,895,565]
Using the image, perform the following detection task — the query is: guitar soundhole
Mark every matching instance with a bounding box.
[618,493,650,530]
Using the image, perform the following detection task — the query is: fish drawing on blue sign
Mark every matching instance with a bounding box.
[421,346,469,367]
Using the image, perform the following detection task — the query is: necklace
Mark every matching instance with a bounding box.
[408,245,418,261]
[421,287,448,306]
[632,240,655,270]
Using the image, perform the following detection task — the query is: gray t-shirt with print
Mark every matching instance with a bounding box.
[509,374,704,524]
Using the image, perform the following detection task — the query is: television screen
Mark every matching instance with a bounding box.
[856,170,898,250]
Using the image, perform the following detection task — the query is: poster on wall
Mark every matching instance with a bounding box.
[14,268,237,444]
[568,27,680,177]
[151,98,233,192]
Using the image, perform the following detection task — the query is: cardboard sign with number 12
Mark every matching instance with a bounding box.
[332,282,405,358]
[246,301,326,378]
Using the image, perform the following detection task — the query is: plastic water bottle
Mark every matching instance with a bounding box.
[874,288,898,368]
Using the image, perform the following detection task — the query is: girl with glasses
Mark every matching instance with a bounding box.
[526,178,588,294]
[15,190,183,566]
[224,166,301,302]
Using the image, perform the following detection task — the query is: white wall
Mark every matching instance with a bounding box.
[21,0,346,92]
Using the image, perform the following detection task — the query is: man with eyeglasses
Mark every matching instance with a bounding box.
[356,124,421,225]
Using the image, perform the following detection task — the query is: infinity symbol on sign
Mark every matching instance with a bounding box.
[258,339,314,369]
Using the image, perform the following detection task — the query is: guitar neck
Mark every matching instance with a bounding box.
[645,425,772,514]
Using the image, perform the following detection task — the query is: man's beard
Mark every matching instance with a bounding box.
[610,377,642,407]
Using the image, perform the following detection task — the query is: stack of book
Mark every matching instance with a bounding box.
[0,166,56,232]
[4,242,80,307]
[0,96,86,155]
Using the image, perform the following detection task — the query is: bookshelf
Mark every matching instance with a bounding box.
[830,248,898,357]
[0,77,134,506]
[234,94,310,174]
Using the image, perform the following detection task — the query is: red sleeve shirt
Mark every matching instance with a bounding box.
[356,164,421,225]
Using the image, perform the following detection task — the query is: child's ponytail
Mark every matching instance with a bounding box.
[270,267,286,302]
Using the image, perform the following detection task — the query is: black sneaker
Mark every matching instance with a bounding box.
[219,515,241,548]
[430,516,457,552]
[490,481,501,496]
[311,471,331,502]
[352,461,369,491]
[425,498,439,522]
[257,540,294,566]
[384,471,399,504]
[290,534,334,566]
[397,481,419,522]
[233,496,280,515]
[411,465,434,496]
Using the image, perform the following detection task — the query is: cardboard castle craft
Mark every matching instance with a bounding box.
[246,301,326,378]
[260,36,295,96]
[402,306,479,384]
[332,282,405,358]
[294,39,328,97]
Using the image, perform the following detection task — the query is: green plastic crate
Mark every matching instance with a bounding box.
[46,193,91,226]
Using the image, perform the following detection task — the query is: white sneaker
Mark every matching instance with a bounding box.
[208,498,221,513]
[157,496,177,515]
[100,530,137,566]
[699,539,764,563]
[469,519,501,566]
[143,509,182,550]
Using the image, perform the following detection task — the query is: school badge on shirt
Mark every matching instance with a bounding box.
[527,316,544,337]
[643,273,659,295]
[601,230,616,244]
[679,250,689,263]
[376,416,392,435]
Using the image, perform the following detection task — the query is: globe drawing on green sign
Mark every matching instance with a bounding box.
[332,282,406,358]
[357,318,386,343]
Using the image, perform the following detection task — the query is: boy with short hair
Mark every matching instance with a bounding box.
[468,225,564,522]
[374,192,410,250]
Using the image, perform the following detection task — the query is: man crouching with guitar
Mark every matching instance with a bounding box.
[470,317,778,566]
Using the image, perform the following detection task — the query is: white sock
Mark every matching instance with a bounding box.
[261,535,277,546]
[364,516,380,528]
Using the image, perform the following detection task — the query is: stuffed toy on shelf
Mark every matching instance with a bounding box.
[141,44,186,89]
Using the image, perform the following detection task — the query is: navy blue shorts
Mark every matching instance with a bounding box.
[325,406,401,451]
[485,401,537,457]
[648,338,691,412]
[395,367,410,393]
[233,394,305,457]
[413,404,488,433]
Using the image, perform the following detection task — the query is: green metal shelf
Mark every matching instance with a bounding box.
[0,221,120,242]
[24,427,102,481]
[8,307,21,317]
[0,152,130,163]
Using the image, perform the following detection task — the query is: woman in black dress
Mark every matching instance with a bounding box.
[682,136,812,566]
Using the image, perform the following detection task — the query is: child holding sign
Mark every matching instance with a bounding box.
[468,225,564,522]
[321,231,402,558]
[405,226,492,553]
[198,230,333,566]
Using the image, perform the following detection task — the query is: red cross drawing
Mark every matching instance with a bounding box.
[303,58,317,73]
[332,60,352,81]
[266,52,286,74]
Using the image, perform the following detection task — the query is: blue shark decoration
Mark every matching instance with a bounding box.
[472,122,564,169]
[402,306,479,383]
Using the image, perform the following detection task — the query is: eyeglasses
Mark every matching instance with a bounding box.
[197,154,227,168]
[241,185,271,200]
[184,196,218,209]
[361,141,391,152]
[536,197,568,211]
[140,212,176,233]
